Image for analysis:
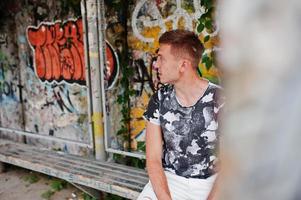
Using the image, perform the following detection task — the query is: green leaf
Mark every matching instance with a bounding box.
[120,78,127,85]
[205,59,213,70]
[199,14,207,23]
[197,23,205,33]
[117,95,123,104]
[207,7,214,15]
[197,67,203,77]
[137,141,146,152]
[203,0,213,9]
[129,90,136,96]
[201,0,209,6]
[206,0,213,10]
[117,127,127,135]
[205,20,213,30]
[202,54,209,63]
[204,35,210,43]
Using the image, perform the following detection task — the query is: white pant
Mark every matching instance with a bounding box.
[137,171,217,200]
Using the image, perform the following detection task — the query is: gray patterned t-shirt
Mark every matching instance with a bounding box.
[144,82,224,179]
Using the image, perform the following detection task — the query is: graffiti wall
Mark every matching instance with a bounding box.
[0,0,91,156]
[104,0,220,153]
[0,29,24,143]
[0,0,220,157]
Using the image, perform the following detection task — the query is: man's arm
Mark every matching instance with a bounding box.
[146,121,172,200]
[206,175,219,200]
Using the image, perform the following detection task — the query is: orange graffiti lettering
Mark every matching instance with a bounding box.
[27,18,86,85]
[27,18,119,87]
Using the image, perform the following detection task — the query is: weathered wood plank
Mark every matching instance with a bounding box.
[21,148,148,182]
[2,150,145,191]
[0,141,148,199]
[5,148,148,186]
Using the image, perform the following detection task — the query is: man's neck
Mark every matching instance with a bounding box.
[174,73,208,107]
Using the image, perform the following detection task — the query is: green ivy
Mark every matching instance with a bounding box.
[114,0,135,153]
[116,62,135,152]
[197,0,217,70]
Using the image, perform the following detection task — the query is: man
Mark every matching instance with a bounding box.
[138,30,224,200]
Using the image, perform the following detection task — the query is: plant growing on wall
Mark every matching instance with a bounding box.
[112,0,134,153]
[111,0,147,168]
[197,0,218,75]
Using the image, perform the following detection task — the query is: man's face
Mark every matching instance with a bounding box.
[154,44,182,84]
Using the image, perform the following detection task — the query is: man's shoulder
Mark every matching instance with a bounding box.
[208,81,223,90]
[207,82,224,95]
[207,82,226,105]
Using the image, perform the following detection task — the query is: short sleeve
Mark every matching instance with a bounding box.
[214,87,225,139]
[143,91,161,125]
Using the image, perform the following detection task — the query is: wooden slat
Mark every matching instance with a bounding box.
[10,148,148,185]
[2,150,144,191]
[0,141,148,199]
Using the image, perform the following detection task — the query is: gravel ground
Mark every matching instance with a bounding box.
[0,164,90,200]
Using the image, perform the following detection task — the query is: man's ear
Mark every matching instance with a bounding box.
[180,59,191,72]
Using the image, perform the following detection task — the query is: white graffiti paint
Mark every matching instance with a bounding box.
[132,0,205,43]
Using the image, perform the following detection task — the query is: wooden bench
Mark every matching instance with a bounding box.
[0,140,148,199]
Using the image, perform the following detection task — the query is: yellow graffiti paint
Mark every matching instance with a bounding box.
[177,17,187,29]
[130,107,146,139]
[199,64,221,84]
[165,21,173,30]
[140,91,150,107]
[92,112,104,155]
[92,112,104,137]
[129,90,151,146]
[89,52,99,58]
[128,26,161,53]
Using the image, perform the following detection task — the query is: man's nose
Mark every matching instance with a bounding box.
[153,60,159,70]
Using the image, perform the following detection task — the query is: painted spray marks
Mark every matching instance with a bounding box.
[0,52,23,103]
[132,0,204,43]
[27,18,119,89]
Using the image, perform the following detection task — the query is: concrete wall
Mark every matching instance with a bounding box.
[0,0,91,156]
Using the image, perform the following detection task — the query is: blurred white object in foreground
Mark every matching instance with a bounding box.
[218,0,301,199]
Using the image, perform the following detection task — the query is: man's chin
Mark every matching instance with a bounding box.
[159,79,167,84]
[159,77,173,84]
